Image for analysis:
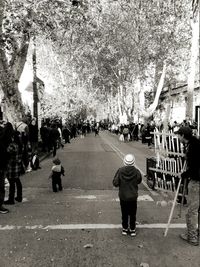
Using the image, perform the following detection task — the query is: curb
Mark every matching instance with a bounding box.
[39,152,52,162]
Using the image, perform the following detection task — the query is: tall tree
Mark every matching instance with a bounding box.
[0,0,72,121]
[0,0,32,121]
[185,0,199,120]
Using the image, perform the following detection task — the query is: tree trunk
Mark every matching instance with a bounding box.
[0,3,31,122]
[2,78,24,122]
[117,87,122,118]
[185,12,199,120]
[140,63,166,118]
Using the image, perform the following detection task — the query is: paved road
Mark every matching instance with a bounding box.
[0,131,199,267]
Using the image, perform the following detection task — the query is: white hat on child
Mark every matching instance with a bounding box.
[123,154,135,166]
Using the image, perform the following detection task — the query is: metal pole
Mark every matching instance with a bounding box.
[32,36,38,142]
[198,106,200,137]
[164,176,182,237]
[198,180,200,243]
[164,161,186,237]
[32,36,38,122]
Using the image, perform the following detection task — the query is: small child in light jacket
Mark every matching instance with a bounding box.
[113,154,142,236]
[49,158,65,192]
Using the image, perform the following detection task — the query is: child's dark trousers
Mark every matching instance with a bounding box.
[52,177,62,192]
[120,199,137,230]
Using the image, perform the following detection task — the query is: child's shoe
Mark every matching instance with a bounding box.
[4,200,15,205]
[130,229,136,237]
[0,206,9,214]
[15,197,22,202]
[122,228,128,236]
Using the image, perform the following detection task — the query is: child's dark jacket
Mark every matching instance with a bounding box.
[51,164,65,179]
[113,165,142,201]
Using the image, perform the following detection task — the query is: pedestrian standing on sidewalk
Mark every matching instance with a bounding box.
[4,130,23,205]
[0,121,14,213]
[122,125,129,142]
[175,126,200,246]
[28,117,38,153]
[113,154,142,236]
[40,122,50,152]
[49,124,60,157]
[62,124,71,143]
[49,158,65,192]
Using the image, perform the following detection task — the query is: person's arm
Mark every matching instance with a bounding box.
[181,139,200,180]
[137,171,142,184]
[113,169,120,187]
[61,166,65,176]
[49,172,53,179]
[181,169,190,180]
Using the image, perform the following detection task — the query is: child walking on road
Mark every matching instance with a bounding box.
[49,158,65,192]
[113,154,142,236]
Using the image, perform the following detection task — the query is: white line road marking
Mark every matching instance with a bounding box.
[138,195,154,201]
[73,194,154,202]
[0,223,188,230]
[4,197,28,202]
[75,195,97,199]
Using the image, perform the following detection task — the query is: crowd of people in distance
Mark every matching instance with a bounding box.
[108,119,199,147]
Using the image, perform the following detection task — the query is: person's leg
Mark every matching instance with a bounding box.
[180,180,199,245]
[147,137,151,146]
[47,141,52,153]
[58,177,63,191]
[15,178,22,202]
[0,171,5,207]
[5,179,15,204]
[52,178,57,192]
[53,142,57,157]
[129,200,137,231]
[186,181,199,240]
[0,171,9,213]
[41,139,46,152]
[120,200,129,230]
[186,201,199,239]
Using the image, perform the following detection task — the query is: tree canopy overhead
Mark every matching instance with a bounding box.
[0,0,199,123]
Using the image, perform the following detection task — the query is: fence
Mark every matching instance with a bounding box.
[147,130,186,192]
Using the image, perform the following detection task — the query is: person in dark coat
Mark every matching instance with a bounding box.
[49,124,60,157]
[82,123,87,137]
[28,118,38,153]
[122,125,129,142]
[0,122,14,213]
[133,124,139,141]
[176,126,200,246]
[113,154,142,236]
[49,158,65,192]
[62,125,71,143]
[145,123,152,146]
[4,130,23,205]
[71,124,77,139]
[40,123,50,152]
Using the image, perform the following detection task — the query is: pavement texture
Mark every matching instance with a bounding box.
[0,131,199,267]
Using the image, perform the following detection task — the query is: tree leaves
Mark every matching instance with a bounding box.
[0,0,197,122]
